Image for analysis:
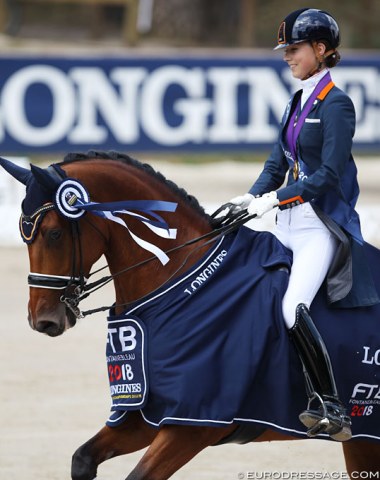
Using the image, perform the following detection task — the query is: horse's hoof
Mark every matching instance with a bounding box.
[71,448,98,480]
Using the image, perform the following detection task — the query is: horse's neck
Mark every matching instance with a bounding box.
[96,166,212,310]
[106,210,212,311]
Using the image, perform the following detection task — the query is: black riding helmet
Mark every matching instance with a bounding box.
[274,8,340,50]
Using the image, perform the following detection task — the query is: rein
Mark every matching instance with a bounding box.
[25,186,254,319]
[79,209,254,317]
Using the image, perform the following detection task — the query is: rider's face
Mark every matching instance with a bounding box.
[283,42,322,79]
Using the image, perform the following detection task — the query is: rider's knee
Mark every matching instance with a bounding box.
[283,299,310,330]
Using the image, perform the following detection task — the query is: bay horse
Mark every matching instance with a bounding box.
[1,151,379,479]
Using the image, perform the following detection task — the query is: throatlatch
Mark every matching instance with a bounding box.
[289,304,352,441]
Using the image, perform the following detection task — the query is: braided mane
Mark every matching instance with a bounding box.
[62,150,210,222]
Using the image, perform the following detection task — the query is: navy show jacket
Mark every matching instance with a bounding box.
[249,84,362,244]
[249,83,379,308]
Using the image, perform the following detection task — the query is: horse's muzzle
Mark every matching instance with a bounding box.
[28,304,76,337]
[34,319,65,337]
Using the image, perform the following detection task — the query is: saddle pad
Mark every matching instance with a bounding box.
[106,226,380,442]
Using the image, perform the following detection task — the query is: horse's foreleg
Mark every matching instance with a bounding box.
[125,424,235,480]
[342,440,380,477]
[71,412,156,480]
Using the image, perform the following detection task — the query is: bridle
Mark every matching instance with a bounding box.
[26,203,253,320]
[7,156,253,321]
[27,210,87,320]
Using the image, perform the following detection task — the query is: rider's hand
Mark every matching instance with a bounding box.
[228,193,254,212]
[247,191,279,218]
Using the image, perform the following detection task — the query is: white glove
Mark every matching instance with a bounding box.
[247,191,279,218]
[228,193,254,212]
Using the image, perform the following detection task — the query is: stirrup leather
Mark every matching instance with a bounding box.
[299,392,352,441]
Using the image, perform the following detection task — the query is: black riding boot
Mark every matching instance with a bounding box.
[289,304,352,441]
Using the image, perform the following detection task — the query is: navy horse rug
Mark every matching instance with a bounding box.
[106,226,380,442]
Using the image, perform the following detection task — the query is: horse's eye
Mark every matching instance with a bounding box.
[49,229,62,241]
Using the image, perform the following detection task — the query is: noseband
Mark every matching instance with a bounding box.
[28,273,84,290]
[28,272,86,320]
[26,211,87,320]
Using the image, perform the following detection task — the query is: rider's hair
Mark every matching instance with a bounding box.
[318,40,341,68]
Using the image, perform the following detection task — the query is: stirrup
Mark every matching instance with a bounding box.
[299,392,352,442]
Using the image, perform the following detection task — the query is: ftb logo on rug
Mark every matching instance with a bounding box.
[106,316,148,410]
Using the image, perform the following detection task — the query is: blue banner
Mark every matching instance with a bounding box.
[0,55,379,152]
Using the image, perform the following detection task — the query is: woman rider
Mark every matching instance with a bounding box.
[228,8,379,441]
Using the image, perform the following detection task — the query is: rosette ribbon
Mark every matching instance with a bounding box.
[55,179,178,265]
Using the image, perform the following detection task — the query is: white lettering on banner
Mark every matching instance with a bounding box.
[0,63,379,147]
[140,66,211,144]
[0,65,75,145]
[244,68,289,142]
[207,67,289,142]
[333,68,379,143]
[208,68,245,142]
[69,67,147,143]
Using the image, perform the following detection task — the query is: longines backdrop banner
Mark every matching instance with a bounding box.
[0,55,379,153]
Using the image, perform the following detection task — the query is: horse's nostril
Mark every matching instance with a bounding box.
[35,320,62,337]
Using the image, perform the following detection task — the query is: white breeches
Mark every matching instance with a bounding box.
[274,202,338,329]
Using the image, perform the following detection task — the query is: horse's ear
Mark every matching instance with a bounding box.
[0,156,32,186]
[30,164,61,192]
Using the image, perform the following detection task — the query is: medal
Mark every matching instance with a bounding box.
[293,160,299,180]
[285,72,334,184]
